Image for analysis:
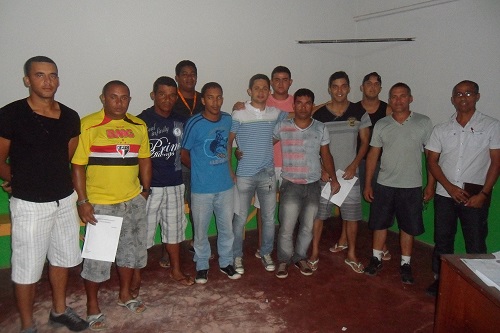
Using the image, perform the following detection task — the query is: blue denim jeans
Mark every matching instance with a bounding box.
[192,187,234,271]
[277,179,320,264]
[432,194,489,274]
[233,168,276,258]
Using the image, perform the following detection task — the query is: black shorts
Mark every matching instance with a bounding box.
[368,184,424,236]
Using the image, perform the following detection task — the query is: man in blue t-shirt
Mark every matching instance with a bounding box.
[181,82,240,284]
[138,76,194,286]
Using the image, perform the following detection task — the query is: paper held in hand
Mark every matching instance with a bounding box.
[81,214,123,262]
[321,169,357,207]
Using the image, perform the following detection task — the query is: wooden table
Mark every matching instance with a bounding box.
[434,254,500,333]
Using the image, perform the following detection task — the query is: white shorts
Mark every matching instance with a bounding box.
[146,185,187,248]
[10,191,82,284]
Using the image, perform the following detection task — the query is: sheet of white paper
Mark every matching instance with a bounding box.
[321,169,357,207]
[82,215,123,262]
[461,258,500,291]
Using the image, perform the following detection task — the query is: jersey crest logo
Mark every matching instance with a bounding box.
[116,145,130,158]
[173,127,182,137]
[347,117,357,127]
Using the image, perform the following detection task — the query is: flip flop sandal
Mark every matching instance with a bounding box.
[329,243,348,253]
[87,313,106,331]
[170,273,195,286]
[159,257,171,268]
[344,259,364,273]
[117,299,147,314]
[382,250,392,261]
[307,258,319,271]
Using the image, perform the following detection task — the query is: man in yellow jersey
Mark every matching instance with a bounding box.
[72,80,152,330]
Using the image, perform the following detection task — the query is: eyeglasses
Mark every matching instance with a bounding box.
[454,91,475,98]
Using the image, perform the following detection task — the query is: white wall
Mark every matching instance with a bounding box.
[0,0,358,116]
[353,0,500,124]
[1,1,499,125]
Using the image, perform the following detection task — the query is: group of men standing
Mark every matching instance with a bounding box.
[0,55,498,333]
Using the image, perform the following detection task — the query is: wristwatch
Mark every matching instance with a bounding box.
[142,188,152,195]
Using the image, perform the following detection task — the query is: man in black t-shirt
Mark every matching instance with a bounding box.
[0,56,87,332]
[173,60,205,255]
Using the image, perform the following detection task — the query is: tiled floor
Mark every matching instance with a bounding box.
[0,218,437,332]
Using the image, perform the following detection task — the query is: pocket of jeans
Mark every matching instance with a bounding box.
[279,179,290,193]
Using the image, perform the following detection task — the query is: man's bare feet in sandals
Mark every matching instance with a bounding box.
[159,256,171,268]
[169,271,194,286]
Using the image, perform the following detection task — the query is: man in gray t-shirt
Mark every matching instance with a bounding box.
[363,82,434,285]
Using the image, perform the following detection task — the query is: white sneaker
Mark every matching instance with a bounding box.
[261,253,276,272]
[234,257,244,274]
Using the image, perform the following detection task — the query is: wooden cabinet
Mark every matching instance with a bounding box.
[434,254,500,333]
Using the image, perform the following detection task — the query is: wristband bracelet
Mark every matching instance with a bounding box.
[480,191,490,197]
[76,199,89,206]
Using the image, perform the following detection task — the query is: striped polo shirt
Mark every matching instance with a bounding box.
[231,102,288,177]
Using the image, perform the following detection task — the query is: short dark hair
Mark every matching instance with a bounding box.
[102,80,130,96]
[294,88,315,103]
[271,66,291,79]
[24,56,57,76]
[201,82,223,97]
[249,74,270,89]
[389,82,412,97]
[362,72,381,85]
[153,76,177,93]
[175,60,197,76]
[453,80,479,94]
[328,71,350,87]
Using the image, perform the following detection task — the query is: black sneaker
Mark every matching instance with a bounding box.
[294,260,313,276]
[364,256,383,276]
[48,307,88,332]
[275,263,288,279]
[426,279,439,296]
[195,269,209,284]
[220,265,241,280]
[400,263,414,284]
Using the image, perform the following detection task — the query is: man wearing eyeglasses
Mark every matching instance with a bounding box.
[425,80,500,296]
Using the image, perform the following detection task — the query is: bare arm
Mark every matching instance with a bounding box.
[68,136,79,161]
[312,102,328,114]
[344,126,370,179]
[232,101,245,111]
[466,148,500,208]
[181,148,191,169]
[423,149,436,202]
[320,144,340,194]
[138,157,152,199]
[227,132,237,182]
[0,137,12,192]
[72,163,97,224]
[363,146,382,202]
